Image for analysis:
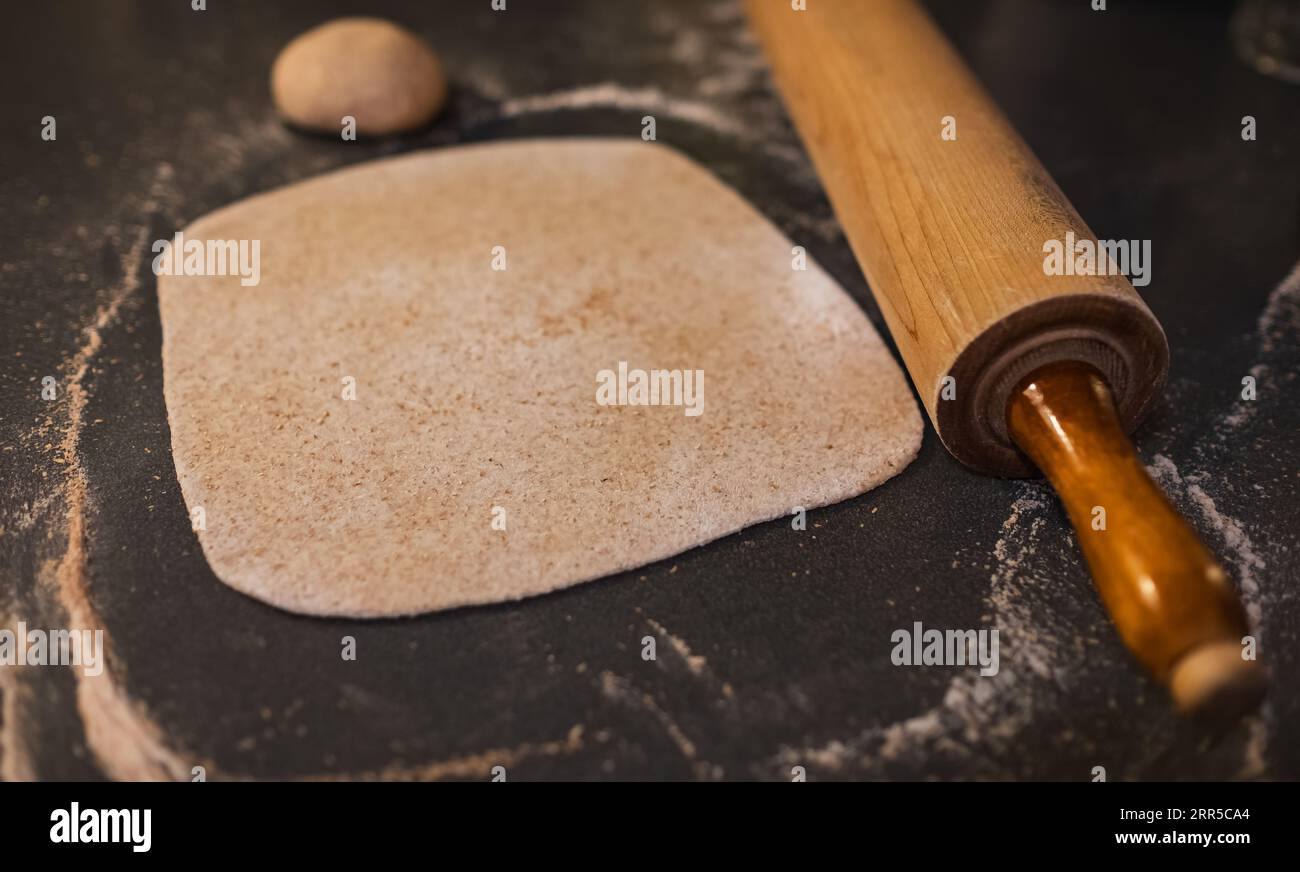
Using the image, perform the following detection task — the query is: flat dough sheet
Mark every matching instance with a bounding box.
[159,139,922,617]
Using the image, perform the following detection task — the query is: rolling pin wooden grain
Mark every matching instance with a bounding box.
[746,0,1264,724]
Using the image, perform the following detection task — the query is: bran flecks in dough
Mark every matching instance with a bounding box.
[158,139,921,617]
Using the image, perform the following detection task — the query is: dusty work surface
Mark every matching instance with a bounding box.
[0,0,1296,780]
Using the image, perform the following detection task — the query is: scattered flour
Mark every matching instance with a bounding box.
[599,670,720,780]
[773,486,1075,775]
[645,617,709,678]
[500,84,748,138]
[1221,260,1300,429]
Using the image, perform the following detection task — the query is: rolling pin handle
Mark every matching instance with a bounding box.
[1006,362,1265,726]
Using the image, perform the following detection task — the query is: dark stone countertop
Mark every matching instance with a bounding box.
[0,0,1295,780]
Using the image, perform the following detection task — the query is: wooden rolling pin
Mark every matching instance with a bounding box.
[746,0,1264,724]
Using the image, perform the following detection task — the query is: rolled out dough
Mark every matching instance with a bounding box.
[159,139,921,617]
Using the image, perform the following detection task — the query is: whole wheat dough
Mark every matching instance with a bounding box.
[270,17,446,136]
[158,139,921,617]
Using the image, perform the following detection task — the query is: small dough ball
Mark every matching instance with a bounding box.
[271,17,446,136]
